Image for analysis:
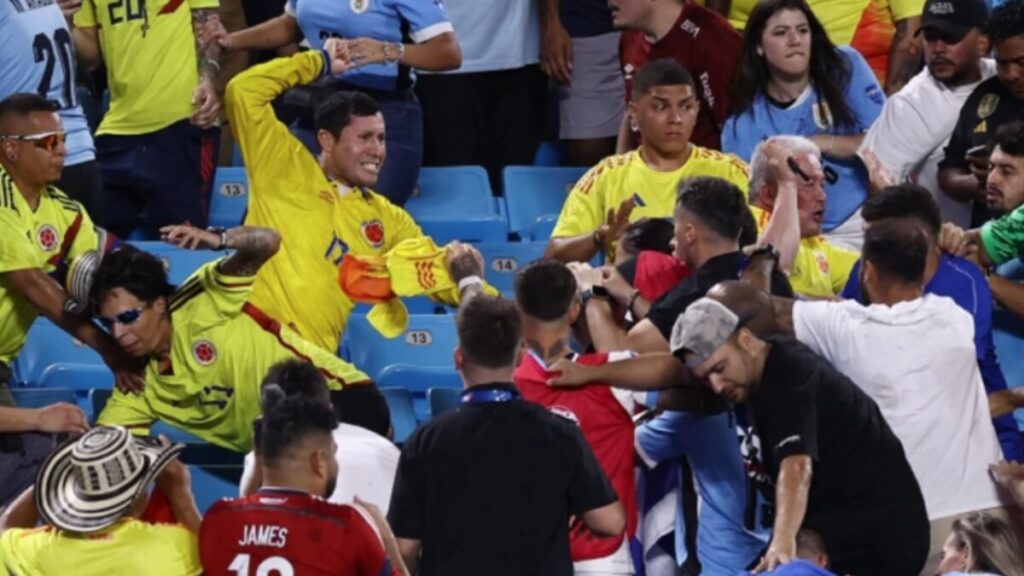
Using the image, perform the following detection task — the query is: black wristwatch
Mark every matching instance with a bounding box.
[206,226,228,251]
[740,243,780,270]
[581,286,611,307]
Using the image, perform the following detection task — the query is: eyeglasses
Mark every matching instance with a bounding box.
[0,131,66,152]
[97,308,145,331]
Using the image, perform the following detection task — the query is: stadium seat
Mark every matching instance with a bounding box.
[475,241,547,296]
[11,387,76,409]
[130,241,227,285]
[14,319,104,386]
[89,388,112,421]
[345,314,457,381]
[231,142,244,167]
[428,387,461,417]
[377,365,462,420]
[533,141,564,167]
[503,166,587,241]
[406,166,507,243]
[38,364,113,392]
[380,387,418,444]
[209,167,249,228]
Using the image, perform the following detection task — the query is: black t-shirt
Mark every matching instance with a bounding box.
[387,383,618,576]
[561,0,615,38]
[646,251,794,339]
[752,337,925,521]
[939,76,1024,226]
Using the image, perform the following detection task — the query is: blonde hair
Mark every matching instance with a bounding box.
[951,512,1024,576]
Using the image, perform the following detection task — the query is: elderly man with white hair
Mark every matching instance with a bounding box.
[750,137,859,298]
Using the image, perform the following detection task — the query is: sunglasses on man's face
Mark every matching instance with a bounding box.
[97,307,145,331]
[0,131,66,152]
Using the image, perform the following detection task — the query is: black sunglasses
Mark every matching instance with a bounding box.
[97,307,145,331]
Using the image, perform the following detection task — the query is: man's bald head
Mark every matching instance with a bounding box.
[705,281,777,336]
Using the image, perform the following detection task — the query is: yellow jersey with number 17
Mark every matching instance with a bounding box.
[74,0,218,135]
[97,260,368,453]
[551,147,750,260]
[0,166,99,364]
[227,50,426,353]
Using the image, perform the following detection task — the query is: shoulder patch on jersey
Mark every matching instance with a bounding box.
[192,340,218,366]
[350,0,369,13]
[0,174,18,212]
[864,84,884,105]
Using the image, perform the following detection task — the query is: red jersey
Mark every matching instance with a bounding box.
[199,489,396,576]
[634,251,691,302]
[514,352,639,564]
[620,2,741,150]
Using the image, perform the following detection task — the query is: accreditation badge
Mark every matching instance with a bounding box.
[977,94,999,120]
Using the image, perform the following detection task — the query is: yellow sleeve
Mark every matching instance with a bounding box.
[194,260,257,320]
[0,529,32,576]
[890,0,924,21]
[97,388,155,432]
[723,153,752,199]
[826,242,859,294]
[74,0,97,27]
[155,525,203,576]
[0,210,37,274]
[551,167,606,238]
[225,50,326,198]
[67,211,100,262]
[188,0,219,9]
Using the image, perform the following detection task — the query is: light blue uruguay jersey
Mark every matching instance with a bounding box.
[0,0,94,165]
[287,0,453,92]
[722,46,884,231]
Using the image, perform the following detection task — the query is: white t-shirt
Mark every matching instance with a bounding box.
[422,0,540,73]
[793,294,1005,519]
[859,60,997,227]
[241,423,400,513]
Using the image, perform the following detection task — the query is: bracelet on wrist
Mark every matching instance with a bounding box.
[627,289,641,317]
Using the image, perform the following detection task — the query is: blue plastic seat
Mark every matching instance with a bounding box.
[428,387,462,418]
[406,166,507,243]
[38,364,113,392]
[345,314,457,381]
[503,166,587,241]
[992,307,1024,430]
[14,320,104,386]
[209,167,249,228]
[475,241,548,297]
[533,141,564,167]
[11,387,76,409]
[377,365,462,421]
[380,387,418,444]
[130,241,227,285]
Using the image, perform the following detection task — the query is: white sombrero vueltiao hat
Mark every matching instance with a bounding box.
[35,425,184,534]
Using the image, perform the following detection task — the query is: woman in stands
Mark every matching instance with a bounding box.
[207,0,461,206]
[935,512,1024,576]
[723,0,884,251]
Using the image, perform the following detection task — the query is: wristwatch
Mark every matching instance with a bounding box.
[207,226,228,251]
[739,243,780,271]
[580,286,610,307]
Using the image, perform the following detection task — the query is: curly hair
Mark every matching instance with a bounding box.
[90,245,175,309]
[987,0,1024,44]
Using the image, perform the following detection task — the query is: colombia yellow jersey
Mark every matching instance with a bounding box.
[74,0,218,135]
[752,206,858,298]
[0,166,99,364]
[0,519,201,576]
[97,260,368,452]
[552,146,749,259]
[226,50,425,353]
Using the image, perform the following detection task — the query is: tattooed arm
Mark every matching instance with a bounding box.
[885,15,922,94]
[160,224,282,277]
[445,241,487,303]
[771,295,795,335]
[191,8,222,128]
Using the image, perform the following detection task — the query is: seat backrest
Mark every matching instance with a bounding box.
[503,166,586,240]
[14,320,104,385]
[380,387,418,444]
[39,364,113,392]
[11,387,76,409]
[475,241,548,296]
[89,388,113,422]
[376,365,462,395]
[406,166,494,219]
[130,242,227,286]
[209,167,249,228]
[428,387,462,417]
[346,314,457,380]
[992,307,1024,430]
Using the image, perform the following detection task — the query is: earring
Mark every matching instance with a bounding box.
[630,121,639,132]
[756,48,764,57]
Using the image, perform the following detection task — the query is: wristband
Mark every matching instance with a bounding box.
[207,227,228,250]
[627,289,641,316]
[458,275,483,291]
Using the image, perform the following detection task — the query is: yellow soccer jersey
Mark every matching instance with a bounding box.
[74,0,218,135]
[552,147,750,258]
[752,206,858,298]
[0,519,201,576]
[227,50,425,353]
[0,168,99,364]
[97,260,369,452]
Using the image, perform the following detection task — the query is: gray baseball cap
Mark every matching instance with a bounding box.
[670,298,740,368]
